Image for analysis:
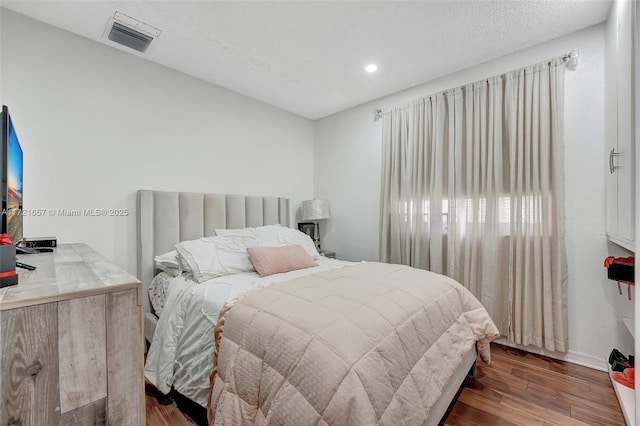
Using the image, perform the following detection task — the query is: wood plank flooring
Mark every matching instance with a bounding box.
[145,343,626,425]
[445,344,626,426]
[145,383,198,426]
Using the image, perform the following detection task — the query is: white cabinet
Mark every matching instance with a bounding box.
[606,0,636,252]
[606,1,638,425]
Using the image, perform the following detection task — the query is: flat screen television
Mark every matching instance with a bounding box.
[0,105,23,244]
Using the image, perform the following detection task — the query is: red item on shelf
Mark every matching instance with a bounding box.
[612,367,635,389]
[0,234,13,246]
[604,255,635,267]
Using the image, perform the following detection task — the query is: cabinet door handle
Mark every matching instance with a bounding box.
[610,148,621,174]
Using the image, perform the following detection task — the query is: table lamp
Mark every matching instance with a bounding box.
[301,199,330,251]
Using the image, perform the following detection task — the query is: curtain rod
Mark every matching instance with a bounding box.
[373,48,579,122]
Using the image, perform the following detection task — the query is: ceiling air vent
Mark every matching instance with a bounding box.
[104,12,162,53]
[108,22,153,52]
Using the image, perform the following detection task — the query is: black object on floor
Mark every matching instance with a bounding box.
[171,388,208,426]
[146,385,174,405]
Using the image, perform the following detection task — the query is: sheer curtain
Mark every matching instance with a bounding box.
[380,58,568,352]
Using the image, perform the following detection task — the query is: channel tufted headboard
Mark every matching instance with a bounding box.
[136,190,290,342]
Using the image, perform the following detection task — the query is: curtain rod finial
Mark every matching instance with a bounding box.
[564,48,579,71]
[374,108,383,122]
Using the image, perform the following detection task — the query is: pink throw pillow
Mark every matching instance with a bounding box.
[247,245,318,277]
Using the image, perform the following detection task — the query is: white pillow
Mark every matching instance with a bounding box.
[175,235,257,283]
[154,250,181,277]
[215,224,320,259]
[214,227,262,238]
[214,224,281,238]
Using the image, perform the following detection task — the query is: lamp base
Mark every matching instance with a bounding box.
[314,222,321,252]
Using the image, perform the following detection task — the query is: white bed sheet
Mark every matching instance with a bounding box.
[144,256,355,407]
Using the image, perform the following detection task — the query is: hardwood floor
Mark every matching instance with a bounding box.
[445,344,626,426]
[145,383,197,426]
[145,343,626,425]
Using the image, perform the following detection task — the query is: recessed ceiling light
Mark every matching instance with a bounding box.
[366,64,378,73]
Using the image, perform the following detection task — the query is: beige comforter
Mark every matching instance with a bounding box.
[208,262,499,425]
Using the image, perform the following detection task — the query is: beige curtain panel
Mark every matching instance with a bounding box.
[380,57,568,352]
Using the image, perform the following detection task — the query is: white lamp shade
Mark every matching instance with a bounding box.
[301,199,331,220]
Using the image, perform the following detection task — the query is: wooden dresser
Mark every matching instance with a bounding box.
[0,243,144,425]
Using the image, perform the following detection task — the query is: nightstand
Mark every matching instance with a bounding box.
[320,250,336,259]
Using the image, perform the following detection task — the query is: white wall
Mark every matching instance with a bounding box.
[315,23,634,366]
[0,9,315,274]
[2,7,630,367]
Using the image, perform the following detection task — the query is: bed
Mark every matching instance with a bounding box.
[137,190,498,425]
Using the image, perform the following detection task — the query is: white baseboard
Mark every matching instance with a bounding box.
[494,337,608,372]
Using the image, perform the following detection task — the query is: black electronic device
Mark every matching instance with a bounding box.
[15,245,53,254]
[16,246,40,254]
[16,261,36,270]
[21,237,57,249]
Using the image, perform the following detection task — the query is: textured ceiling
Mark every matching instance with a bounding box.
[1,0,612,119]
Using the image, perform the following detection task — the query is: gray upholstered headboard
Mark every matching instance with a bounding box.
[136,190,290,342]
